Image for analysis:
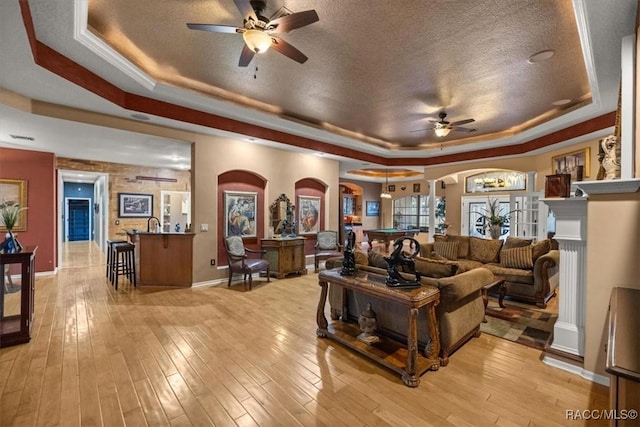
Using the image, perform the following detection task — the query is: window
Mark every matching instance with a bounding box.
[392,196,444,232]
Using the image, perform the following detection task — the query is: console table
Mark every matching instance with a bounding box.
[316,269,440,387]
[0,246,37,348]
[261,237,307,279]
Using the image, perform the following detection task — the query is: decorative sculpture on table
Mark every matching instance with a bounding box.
[357,303,380,344]
[598,135,621,180]
[384,237,421,288]
[340,230,356,276]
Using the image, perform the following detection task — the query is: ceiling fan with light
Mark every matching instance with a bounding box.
[412,111,477,137]
[186,0,319,67]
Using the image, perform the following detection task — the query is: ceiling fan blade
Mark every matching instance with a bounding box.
[449,118,475,126]
[451,127,478,133]
[186,23,243,34]
[233,0,258,22]
[270,36,308,63]
[238,44,255,67]
[267,10,319,33]
[410,127,435,133]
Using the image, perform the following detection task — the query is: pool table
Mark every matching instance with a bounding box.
[363,228,420,252]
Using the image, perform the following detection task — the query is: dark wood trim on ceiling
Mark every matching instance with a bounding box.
[18,0,616,167]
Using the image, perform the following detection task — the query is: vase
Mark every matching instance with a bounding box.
[489,224,502,239]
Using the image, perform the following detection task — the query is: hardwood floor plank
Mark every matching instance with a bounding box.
[0,242,612,427]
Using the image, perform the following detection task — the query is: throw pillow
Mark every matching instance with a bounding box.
[433,234,448,242]
[414,256,458,278]
[469,236,503,264]
[531,239,551,263]
[446,234,470,258]
[368,251,389,269]
[354,250,369,266]
[501,246,534,269]
[503,236,533,250]
[433,241,459,260]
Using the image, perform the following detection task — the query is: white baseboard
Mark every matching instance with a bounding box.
[542,355,610,386]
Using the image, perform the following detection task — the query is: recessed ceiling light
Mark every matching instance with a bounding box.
[552,99,571,106]
[131,113,150,121]
[527,49,555,64]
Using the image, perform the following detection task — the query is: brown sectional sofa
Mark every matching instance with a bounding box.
[423,234,560,308]
[325,252,496,366]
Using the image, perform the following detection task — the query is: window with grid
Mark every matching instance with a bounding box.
[392,196,444,231]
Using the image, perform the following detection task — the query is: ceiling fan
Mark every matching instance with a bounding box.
[412,111,477,137]
[186,0,319,67]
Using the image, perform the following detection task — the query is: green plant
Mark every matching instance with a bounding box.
[0,201,27,230]
[479,198,517,228]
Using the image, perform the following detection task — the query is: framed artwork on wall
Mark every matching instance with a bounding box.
[465,170,527,193]
[298,195,320,235]
[551,148,590,180]
[224,191,257,237]
[366,200,380,216]
[388,184,396,192]
[413,183,421,192]
[118,193,153,218]
[0,179,28,231]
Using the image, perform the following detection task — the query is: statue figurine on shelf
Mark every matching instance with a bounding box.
[384,237,421,288]
[599,135,621,180]
[357,303,380,344]
[340,231,356,276]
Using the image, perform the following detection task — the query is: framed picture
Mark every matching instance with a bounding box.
[465,170,527,193]
[118,193,153,218]
[552,148,590,180]
[413,183,421,192]
[224,191,257,237]
[366,200,380,216]
[298,195,320,235]
[388,184,396,192]
[0,179,28,231]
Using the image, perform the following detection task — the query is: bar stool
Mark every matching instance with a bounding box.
[111,242,136,290]
[106,240,127,283]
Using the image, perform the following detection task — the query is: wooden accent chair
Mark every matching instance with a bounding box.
[314,230,343,273]
[223,236,270,290]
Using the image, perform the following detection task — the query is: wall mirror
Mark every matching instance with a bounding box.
[270,194,294,235]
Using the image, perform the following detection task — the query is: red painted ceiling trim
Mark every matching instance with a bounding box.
[18,0,615,167]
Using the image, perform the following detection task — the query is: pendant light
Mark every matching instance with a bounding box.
[380,169,392,199]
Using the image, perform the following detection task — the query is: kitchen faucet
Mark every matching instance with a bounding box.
[147,216,161,232]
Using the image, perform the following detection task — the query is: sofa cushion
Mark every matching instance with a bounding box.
[531,239,551,263]
[485,263,534,285]
[368,251,388,269]
[433,241,459,260]
[452,259,484,273]
[469,237,503,264]
[503,236,533,250]
[413,256,458,278]
[355,250,369,266]
[433,234,470,258]
[500,246,533,269]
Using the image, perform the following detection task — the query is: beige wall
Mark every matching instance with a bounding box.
[585,193,640,376]
[192,135,340,283]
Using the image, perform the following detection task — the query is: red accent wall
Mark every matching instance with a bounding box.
[0,147,56,272]
[218,170,266,265]
[295,178,328,253]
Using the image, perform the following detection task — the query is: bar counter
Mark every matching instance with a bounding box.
[125,230,195,287]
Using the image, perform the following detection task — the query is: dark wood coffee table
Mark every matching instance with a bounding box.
[316,269,440,387]
[482,276,506,323]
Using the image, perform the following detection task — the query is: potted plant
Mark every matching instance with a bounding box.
[1,201,27,252]
[478,198,517,239]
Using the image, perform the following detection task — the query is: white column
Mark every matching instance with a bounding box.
[428,180,437,241]
[620,34,635,179]
[541,198,587,356]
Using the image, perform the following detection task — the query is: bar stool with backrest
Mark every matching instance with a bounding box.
[111,242,136,290]
[106,239,127,283]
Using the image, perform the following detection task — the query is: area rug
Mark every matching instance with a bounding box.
[480,297,557,350]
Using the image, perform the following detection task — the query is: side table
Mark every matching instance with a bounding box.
[482,276,506,323]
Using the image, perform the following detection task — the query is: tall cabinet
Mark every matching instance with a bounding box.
[0,246,37,348]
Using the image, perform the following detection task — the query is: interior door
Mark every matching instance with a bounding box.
[65,198,91,241]
[461,196,513,238]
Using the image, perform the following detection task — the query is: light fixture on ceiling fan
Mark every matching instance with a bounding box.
[380,170,392,199]
[434,124,451,138]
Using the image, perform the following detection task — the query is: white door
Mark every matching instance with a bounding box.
[509,191,548,241]
[461,196,514,239]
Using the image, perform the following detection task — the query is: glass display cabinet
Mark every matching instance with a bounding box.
[0,246,37,348]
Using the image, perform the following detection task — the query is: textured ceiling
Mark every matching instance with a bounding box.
[84,0,590,151]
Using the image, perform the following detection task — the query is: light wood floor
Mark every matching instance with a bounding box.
[0,241,608,426]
